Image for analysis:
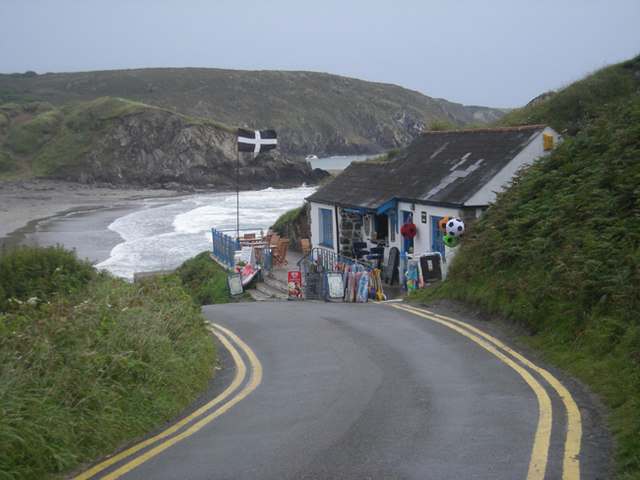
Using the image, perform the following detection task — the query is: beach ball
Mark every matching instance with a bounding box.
[446,218,465,237]
[439,216,453,234]
[401,222,417,239]
[443,234,459,248]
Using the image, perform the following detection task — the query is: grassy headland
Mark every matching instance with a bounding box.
[0,68,504,157]
[0,98,232,182]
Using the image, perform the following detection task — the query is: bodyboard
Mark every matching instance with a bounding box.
[357,272,370,303]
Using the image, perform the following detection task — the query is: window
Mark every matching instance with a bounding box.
[320,208,333,247]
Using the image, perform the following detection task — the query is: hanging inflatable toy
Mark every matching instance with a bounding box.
[443,234,459,248]
[401,221,417,239]
[446,218,465,238]
[439,216,453,234]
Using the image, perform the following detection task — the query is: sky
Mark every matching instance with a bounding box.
[1,0,639,108]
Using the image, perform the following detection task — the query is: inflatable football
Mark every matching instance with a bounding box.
[446,218,465,237]
[401,221,417,239]
[443,234,459,247]
[439,216,453,234]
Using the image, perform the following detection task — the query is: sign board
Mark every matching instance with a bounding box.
[305,272,323,300]
[420,254,442,283]
[385,247,400,285]
[237,246,254,265]
[227,273,244,298]
[287,270,303,300]
[325,271,344,302]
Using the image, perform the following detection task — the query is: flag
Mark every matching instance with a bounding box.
[237,129,277,153]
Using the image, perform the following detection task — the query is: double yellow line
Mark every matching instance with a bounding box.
[390,303,581,480]
[72,322,262,480]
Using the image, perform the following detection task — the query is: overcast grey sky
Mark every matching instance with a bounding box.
[1,0,639,108]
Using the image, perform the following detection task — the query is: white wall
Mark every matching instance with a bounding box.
[308,201,339,253]
[394,202,462,278]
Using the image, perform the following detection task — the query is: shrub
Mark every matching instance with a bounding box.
[0,248,216,479]
[0,245,96,312]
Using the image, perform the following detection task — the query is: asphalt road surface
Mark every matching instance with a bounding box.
[73,301,613,480]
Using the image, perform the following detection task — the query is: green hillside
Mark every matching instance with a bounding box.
[497,54,640,135]
[413,57,640,477]
[0,68,504,157]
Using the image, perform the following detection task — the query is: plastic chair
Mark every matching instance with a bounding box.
[273,238,290,266]
[367,246,385,266]
[301,238,311,256]
[352,241,369,259]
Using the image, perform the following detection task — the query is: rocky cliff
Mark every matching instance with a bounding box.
[0,99,328,189]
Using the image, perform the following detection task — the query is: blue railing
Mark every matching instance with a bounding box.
[211,228,239,267]
[211,227,273,270]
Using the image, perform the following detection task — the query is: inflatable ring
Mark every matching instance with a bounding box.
[439,216,453,234]
[401,221,417,239]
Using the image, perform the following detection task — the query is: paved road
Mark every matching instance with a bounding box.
[73,301,612,480]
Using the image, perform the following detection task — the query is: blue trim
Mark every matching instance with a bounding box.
[375,199,398,232]
[376,199,397,215]
[344,207,371,214]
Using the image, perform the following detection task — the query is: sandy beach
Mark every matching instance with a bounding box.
[0,180,183,250]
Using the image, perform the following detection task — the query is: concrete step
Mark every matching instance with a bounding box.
[255,280,288,301]
[246,269,290,301]
[247,288,276,302]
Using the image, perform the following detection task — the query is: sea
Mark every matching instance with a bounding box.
[14,156,366,281]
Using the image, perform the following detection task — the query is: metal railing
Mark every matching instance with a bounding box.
[297,247,356,283]
[211,228,238,268]
[211,227,273,271]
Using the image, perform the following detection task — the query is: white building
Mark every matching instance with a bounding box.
[306,125,559,278]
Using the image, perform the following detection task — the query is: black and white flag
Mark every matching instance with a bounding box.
[237,129,277,153]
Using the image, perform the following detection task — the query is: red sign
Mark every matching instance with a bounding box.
[287,270,303,300]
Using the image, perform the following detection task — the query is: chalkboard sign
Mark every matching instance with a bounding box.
[325,272,344,302]
[385,247,400,285]
[420,254,442,283]
[227,273,244,298]
[305,272,324,300]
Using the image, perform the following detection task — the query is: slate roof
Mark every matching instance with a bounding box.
[307,125,548,211]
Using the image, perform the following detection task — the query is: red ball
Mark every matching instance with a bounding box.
[401,222,417,239]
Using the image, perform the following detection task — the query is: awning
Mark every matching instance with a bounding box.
[376,199,398,230]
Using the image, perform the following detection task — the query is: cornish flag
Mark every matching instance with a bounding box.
[237,128,277,153]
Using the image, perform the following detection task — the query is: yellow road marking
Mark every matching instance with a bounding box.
[391,303,553,480]
[416,306,582,480]
[393,304,582,480]
[72,322,262,480]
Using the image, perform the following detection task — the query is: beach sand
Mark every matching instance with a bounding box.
[0,180,182,253]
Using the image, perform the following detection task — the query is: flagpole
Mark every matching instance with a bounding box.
[235,128,277,242]
[236,150,240,240]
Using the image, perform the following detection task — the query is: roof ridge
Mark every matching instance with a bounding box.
[421,124,547,135]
